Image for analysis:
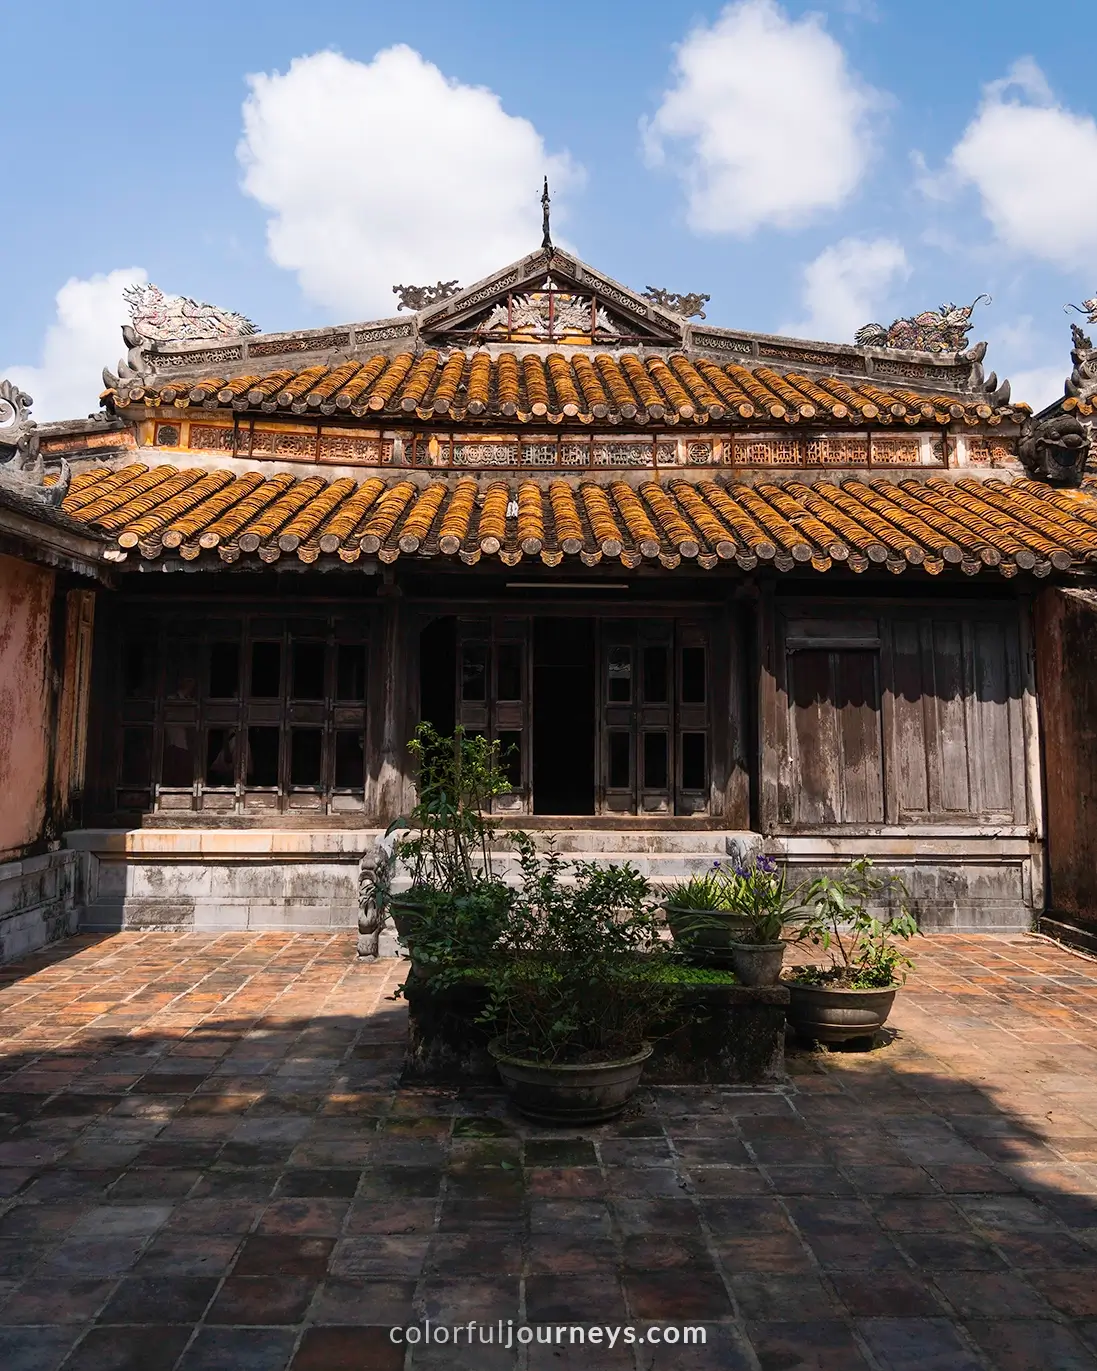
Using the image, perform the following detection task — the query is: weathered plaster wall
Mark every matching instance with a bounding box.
[1036,587,1097,928]
[0,552,54,860]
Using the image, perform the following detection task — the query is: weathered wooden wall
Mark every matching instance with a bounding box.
[760,594,1041,930]
[1035,587,1097,932]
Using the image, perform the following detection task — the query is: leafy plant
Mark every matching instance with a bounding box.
[662,868,736,911]
[477,833,684,1065]
[397,882,513,971]
[723,854,810,944]
[390,723,512,894]
[788,858,920,989]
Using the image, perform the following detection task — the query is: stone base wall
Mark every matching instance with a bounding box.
[0,848,81,962]
[770,833,1042,933]
[67,829,393,940]
[62,826,1041,942]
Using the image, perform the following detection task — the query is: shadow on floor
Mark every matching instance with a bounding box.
[0,931,1094,1369]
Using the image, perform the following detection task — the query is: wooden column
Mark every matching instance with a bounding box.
[368,583,414,822]
[757,580,780,835]
[719,595,752,828]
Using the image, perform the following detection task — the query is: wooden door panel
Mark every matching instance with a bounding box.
[785,639,884,827]
[891,617,930,814]
[596,620,712,816]
[456,618,531,813]
[969,618,1016,817]
[836,649,884,823]
[789,649,842,825]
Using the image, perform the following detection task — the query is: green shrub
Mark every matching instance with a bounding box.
[478,834,685,1065]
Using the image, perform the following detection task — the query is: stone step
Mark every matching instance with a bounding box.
[385,829,762,889]
[500,829,746,855]
[390,853,729,891]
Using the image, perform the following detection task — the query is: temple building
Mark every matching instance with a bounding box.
[2,228,1097,958]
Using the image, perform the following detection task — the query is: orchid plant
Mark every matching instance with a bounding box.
[723,854,810,944]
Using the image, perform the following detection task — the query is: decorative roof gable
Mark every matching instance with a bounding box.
[416,248,687,346]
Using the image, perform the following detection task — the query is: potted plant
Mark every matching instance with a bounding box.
[724,854,808,987]
[784,859,920,1045]
[388,724,513,958]
[478,834,685,1125]
[661,867,749,964]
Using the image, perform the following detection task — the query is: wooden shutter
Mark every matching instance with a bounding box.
[888,612,1024,822]
[780,619,884,826]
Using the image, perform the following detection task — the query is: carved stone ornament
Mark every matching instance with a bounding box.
[856,295,990,354]
[1018,411,1091,486]
[1067,295,1097,326]
[393,280,461,312]
[1066,321,1097,404]
[641,287,711,320]
[0,380,70,507]
[123,283,258,344]
[478,279,619,338]
[356,831,397,960]
[957,340,1012,407]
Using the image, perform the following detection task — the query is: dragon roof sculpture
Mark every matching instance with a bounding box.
[123,283,258,344]
[1068,295,1097,326]
[641,288,711,320]
[856,296,990,354]
[0,380,70,507]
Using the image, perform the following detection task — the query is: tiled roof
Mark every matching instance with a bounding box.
[62,464,1097,577]
[108,351,1026,428]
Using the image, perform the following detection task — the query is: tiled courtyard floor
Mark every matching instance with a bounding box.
[2,934,1097,1369]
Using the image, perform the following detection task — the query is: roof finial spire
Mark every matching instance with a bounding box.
[541,177,552,253]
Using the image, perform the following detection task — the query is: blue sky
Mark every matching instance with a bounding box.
[2,0,1095,418]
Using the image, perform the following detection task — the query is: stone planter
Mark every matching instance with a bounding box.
[729,941,785,987]
[665,905,750,965]
[402,977,788,1087]
[784,981,898,1045]
[488,1040,652,1125]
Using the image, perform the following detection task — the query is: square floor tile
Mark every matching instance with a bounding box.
[63,1324,192,1371]
[744,1320,873,1370]
[290,1326,404,1370]
[178,1327,296,1371]
[0,1326,81,1371]
[96,1275,217,1324]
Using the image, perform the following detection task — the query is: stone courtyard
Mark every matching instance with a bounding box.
[1,933,1097,1369]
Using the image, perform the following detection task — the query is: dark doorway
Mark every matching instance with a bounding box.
[419,616,456,737]
[533,618,595,815]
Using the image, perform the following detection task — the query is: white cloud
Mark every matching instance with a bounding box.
[1008,364,1064,412]
[779,237,910,341]
[947,59,1097,269]
[642,0,879,235]
[238,47,580,317]
[4,268,145,423]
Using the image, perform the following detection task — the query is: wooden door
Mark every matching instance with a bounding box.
[455,617,531,814]
[598,620,711,816]
[780,618,885,826]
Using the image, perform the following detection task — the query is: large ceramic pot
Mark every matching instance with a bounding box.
[784,981,897,1045]
[729,941,785,987]
[488,1040,653,1125]
[389,894,431,943]
[665,906,750,966]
